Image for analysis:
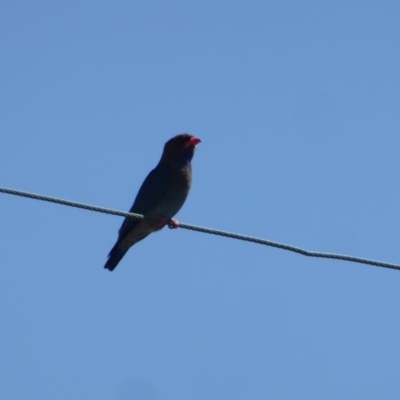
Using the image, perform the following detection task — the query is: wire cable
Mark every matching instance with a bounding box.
[1,186,399,272]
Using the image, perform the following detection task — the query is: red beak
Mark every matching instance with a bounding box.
[187,136,201,146]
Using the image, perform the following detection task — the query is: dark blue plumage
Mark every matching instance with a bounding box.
[104,133,201,271]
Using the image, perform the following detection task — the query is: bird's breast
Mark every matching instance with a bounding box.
[150,165,192,219]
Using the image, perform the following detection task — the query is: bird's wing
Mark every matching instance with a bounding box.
[118,163,172,239]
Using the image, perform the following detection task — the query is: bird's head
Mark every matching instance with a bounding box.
[161,133,201,166]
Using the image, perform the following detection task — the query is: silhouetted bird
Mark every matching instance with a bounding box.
[104,133,201,271]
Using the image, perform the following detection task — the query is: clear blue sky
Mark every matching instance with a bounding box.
[1,2,400,399]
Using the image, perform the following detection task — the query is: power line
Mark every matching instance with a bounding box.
[1,185,399,272]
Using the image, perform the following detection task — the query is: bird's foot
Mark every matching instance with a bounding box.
[168,218,180,229]
[157,217,179,229]
[157,217,167,227]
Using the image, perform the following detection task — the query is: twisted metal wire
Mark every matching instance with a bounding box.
[1,186,399,271]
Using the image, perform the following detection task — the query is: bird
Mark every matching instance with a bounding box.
[104,133,201,271]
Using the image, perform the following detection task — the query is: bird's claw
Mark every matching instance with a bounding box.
[157,217,179,229]
[168,219,179,229]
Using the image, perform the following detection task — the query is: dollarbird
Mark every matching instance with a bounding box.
[104,133,201,271]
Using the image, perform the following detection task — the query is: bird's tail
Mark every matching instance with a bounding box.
[104,243,128,272]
